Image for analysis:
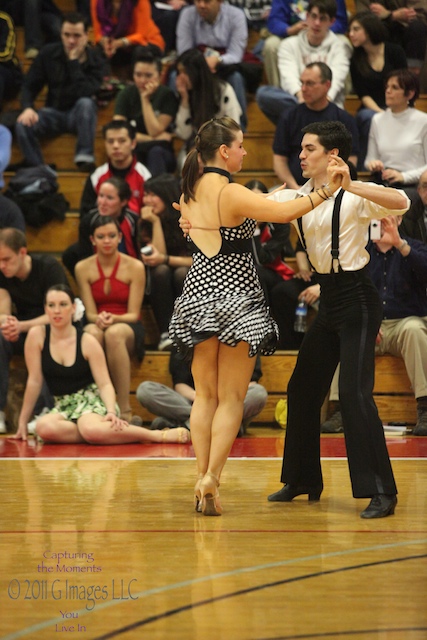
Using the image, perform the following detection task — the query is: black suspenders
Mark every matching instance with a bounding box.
[297,188,344,274]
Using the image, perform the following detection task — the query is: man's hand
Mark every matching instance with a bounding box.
[376,215,402,246]
[17,108,38,126]
[179,216,191,237]
[205,55,220,73]
[67,35,88,62]
[299,284,320,306]
[1,316,21,342]
[326,154,346,191]
[266,183,287,197]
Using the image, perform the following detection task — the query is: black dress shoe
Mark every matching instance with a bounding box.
[268,484,322,502]
[360,494,397,519]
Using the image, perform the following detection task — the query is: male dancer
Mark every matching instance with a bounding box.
[268,121,409,518]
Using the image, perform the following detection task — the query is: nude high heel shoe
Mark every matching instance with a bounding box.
[200,472,222,516]
[194,473,205,512]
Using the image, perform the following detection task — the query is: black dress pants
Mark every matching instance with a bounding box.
[281,267,397,498]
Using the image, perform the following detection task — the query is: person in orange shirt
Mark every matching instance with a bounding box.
[91,0,164,74]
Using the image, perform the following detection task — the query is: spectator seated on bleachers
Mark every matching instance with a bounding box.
[355,0,427,76]
[90,0,165,79]
[261,0,348,87]
[365,69,427,200]
[75,214,146,422]
[150,0,187,54]
[176,0,249,129]
[0,10,23,108]
[0,124,25,231]
[256,0,352,125]
[79,120,151,219]
[113,51,178,177]
[139,174,192,352]
[0,227,69,434]
[63,177,141,278]
[1,0,62,60]
[272,62,359,189]
[348,11,407,171]
[174,48,242,166]
[14,11,103,173]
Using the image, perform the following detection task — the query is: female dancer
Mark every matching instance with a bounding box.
[14,284,190,443]
[168,116,341,515]
[75,214,145,422]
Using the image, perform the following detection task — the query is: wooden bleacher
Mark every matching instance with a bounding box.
[2,12,419,429]
[9,350,416,428]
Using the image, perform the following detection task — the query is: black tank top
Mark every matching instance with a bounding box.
[41,326,94,396]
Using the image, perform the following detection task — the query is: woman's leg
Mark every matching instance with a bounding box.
[77,414,190,444]
[35,413,86,443]
[103,324,135,418]
[190,337,220,478]
[207,341,256,480]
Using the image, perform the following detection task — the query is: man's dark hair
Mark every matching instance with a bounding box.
[305,61,332,83]
[102,119,137,141]
[301,121,352,162]
[132,51,162,75]
[307,0,337,20]
[61,12,88,30]
[0,227,27,252]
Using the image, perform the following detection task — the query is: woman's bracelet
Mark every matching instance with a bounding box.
[164,254,170,265]
[322,183,334,198]
[307,194,314,210]
[316,189,328,201]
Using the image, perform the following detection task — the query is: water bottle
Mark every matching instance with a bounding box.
[294,299,308,333]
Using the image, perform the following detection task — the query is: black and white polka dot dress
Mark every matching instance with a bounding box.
[169,217,279,359]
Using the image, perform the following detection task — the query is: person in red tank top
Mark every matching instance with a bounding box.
[75,215,145,422]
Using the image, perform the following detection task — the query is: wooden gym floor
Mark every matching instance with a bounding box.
[1,429,426,639]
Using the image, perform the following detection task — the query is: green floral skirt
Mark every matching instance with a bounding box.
[51,383,118,423]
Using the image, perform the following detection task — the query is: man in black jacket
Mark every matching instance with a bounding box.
[14,11,103,172]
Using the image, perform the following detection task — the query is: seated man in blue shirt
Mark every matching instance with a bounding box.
[272,62,359,189]
[176,0,249,128]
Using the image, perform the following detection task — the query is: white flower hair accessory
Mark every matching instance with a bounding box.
[73,298,85,322]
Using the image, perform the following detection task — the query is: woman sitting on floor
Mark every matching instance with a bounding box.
[13,283,190,444]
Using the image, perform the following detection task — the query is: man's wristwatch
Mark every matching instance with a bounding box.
[397,239,408,252]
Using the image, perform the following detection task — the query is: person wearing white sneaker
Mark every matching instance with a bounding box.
[13,284,190,445]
